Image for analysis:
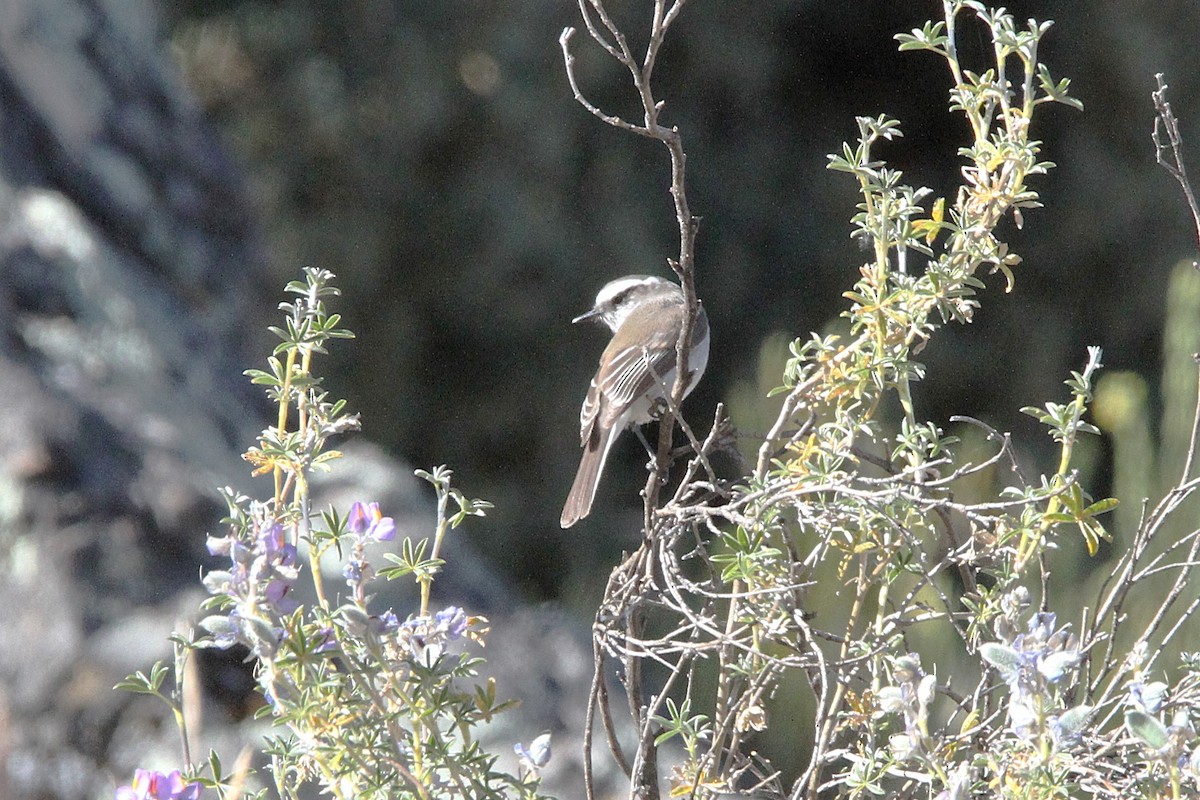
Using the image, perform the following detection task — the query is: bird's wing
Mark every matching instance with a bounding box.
[578,378,602,446]
[594,304,683,430]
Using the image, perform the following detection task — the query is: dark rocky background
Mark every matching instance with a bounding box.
[2,0,1198,797]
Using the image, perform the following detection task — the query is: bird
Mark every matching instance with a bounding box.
[560,275,710,528]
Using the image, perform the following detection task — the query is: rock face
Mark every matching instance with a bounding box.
[0,0,268,795]
[0,2,594,797]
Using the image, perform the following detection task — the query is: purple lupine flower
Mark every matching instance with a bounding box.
[435,606,468,640]
[369,610,401,636]
[995,611,1081,693]
[515,731,553,771]
[396,615,441,665]
[343,559,367,586]
[401,618,432,657]
[203,609,243,649]
[1007,694,1038,741]
[347,501,396,542]
[230,539,254,567]
[1127,680,1168,714]
[258,522,297,567]
[985,607,1083,742]
[313,627,338,653]
[263,578,298,615]
[1027,611,1057,642]
[880,653,936,758]
[114,768,202,800]
[199,516,301,652]
[205,534,232,557]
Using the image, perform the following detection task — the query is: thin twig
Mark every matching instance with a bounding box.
[1152,73,1200,268]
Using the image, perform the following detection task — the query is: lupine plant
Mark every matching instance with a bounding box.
[117,268,552,800]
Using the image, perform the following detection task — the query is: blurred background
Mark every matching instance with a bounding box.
[3,0,1199,796]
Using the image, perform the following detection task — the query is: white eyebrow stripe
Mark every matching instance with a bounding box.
[594,275,659,306]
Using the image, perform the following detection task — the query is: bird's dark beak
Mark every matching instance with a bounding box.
[572,307,602,324]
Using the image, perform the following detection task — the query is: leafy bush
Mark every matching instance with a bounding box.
[118,270,552,800]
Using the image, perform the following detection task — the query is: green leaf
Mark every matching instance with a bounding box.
[895,20,949,53]
[1082,496,1119,516]
[1079,519,1111,555]
[208,749,225,782]
[1126,709,1169,750]
[114,660,170,694]
[654,728,680,747]
[979,642,1020,675]
[338,603,371,630]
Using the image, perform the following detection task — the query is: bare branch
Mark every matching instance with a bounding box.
[1152,73,1200,268]
[559,28,653,137]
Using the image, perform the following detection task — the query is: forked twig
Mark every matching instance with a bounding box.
[1152,73,1200,268]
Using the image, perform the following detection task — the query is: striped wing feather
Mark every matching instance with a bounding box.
[579,303,682,440]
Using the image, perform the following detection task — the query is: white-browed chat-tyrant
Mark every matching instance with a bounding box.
[560,275,710,528]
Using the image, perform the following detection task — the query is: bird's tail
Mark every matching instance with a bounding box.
[560,424,619,528]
